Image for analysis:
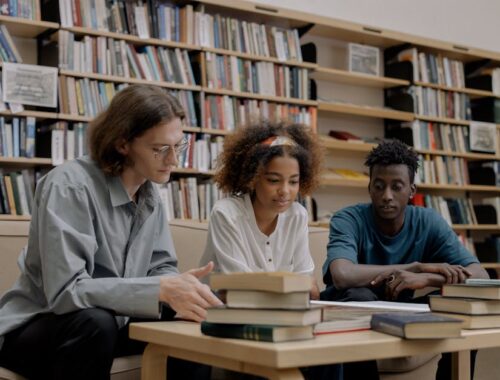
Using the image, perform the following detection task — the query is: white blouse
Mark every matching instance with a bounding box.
[200,194,314,275]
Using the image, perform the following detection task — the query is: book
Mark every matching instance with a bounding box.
[433,312,500,329]
[314,306,373,335]
[370,312,463,339]
[442,283,500,300]
[312,300,430,312]
[226,290,310,310]
[465,278,500,286]
[429,295,500,315]
[328,130,363,143]
[201,322,313,342]
[205,305,322,326]
[209,272,312,293]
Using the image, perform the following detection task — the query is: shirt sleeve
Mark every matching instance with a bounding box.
[148,207,179,277]
[36,181,162,319]
[424,210,479,266]
[291,210,314,275]
[201,207,254,273]
[323,209,360,285]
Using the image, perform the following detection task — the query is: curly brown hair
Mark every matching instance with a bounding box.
[214,121,323,196]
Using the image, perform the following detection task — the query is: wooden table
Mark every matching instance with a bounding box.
[129,321,500,380]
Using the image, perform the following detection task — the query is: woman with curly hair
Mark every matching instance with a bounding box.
[200,120,323,299]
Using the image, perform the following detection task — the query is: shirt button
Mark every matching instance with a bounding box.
[268,258,272,262]
[266,241,270,245]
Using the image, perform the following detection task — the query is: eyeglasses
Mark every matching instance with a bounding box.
[152,138,190,160]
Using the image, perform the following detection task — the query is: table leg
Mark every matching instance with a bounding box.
[141,343,168,380]
[452,350,471,380]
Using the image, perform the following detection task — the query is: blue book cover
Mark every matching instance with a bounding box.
[25,117,36,158]
[12,117,19,157]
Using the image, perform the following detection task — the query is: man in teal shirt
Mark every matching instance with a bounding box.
[321,140,488,379]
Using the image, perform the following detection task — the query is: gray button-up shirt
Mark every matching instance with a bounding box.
[0,156,178,348]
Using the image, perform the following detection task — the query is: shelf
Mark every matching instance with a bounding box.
[318,102,414,121]
[200,128,233,136]
[0,16,58,38]
[312,67,409,88]
[0,215,31,221]
[416,115,471,126]
[57,113,93,122]
[414,81,496,98]
[0,157,52,166]
[204,88,317,106]
[59,70,202,92]
[319,136,375,152]
[0,110,59,120]
[62,26,200,50]
[203,47,317,69]
[481,263,500,269]
[452,224,500,231]
[172,168,216,175]
[320,177,500,192]
[416,149,499,161]
[319,137,500,160]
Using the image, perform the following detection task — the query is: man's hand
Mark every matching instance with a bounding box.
[385,270,434,300]
[159,262,223,322]
[416,263,471,284]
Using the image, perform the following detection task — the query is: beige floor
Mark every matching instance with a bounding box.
[475,347,500,380]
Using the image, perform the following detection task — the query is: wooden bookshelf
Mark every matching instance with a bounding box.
[57,113,93,122]
[200,128,233,136]
[203,47,317,69]
[481,263,500,269]
[414,81,496,98]
[0,15,58,38]
[0,215,31,221]
[416,115,472,126]
[204,88,317,106]
[318,102,414,121]
[320,177,500,193]
[312,67,409,88]
[59,70,203,92]
[0,110,59,120]
[452,225,500,231]
[172,168,216,176]
[62,26,200,50]
[0,157,52,166]
[320,137,500,161]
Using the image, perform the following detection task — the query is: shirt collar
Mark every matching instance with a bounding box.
[107,176,132,207]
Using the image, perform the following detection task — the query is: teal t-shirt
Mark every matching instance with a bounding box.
[322,204,479,286]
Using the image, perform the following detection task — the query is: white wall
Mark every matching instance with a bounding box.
[252,0,500,53]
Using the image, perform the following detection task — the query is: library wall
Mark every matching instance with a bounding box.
[252,0,500,54]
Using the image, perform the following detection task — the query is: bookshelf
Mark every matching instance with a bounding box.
[0,0,498,262]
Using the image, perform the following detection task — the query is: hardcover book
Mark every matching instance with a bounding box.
[226,290,310,310]
[201,322,314,342]
[429,295,500,315]
[370,312,463,339]
[442,283,500,300]
[209,272,312,293]
[206,305,322,326]
[433,312,500,329]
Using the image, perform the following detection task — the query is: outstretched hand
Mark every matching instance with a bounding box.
[159,261,223,322]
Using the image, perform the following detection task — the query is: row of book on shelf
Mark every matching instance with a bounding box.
[385,45,466,88]
[58,31,197,85]
[415,154,470,186]
[204,52,310,99]
[0,24,22,63]
[200,272,500,342]
[203,95,316,131]
[53,0,303,62]
[178,133,223,172]
[0,169,39,216]
[0,0,40,20]
[386,86,471,120]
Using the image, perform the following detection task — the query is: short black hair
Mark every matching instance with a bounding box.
[364,139,419,183]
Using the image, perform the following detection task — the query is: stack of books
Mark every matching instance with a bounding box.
[202,272,319,342]
[430,279,500,329]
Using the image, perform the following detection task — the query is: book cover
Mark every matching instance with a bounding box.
[429,295,500,315]
[442,283,500,300]
[371,312,462,339]
[226,289,310,310]
[201,322,313,342]
[210,272,312,293]
[433,312,500,329]
[206,305,322,326]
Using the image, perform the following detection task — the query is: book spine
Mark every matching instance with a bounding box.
[201,322,274,342]
[370,316,405,338]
